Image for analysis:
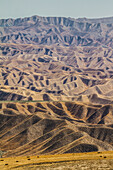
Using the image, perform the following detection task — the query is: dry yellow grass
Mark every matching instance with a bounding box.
[0,151,113,169]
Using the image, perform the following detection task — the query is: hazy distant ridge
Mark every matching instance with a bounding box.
[0,15,113,48]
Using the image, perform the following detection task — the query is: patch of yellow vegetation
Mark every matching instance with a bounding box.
[0,151,113,170]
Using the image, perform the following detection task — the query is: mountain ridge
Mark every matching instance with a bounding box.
[0,15,113,156]
[1,15,113,48]
[1,15,113,25]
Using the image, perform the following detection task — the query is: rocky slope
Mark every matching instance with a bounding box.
[0,101,113,158]
[0,16,113,156]
[1,16,113,47]
[1,43,113,104]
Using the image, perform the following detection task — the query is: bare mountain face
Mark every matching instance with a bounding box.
[0,16,113,157]
[1,43,113,104]
[1,15,113,47]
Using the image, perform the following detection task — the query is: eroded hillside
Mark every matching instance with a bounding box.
[0,101,113,157]
[0,16,113,156]
[1,16,113,48]
[1,43,113,104]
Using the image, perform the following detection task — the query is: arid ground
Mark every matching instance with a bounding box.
[0,16,113,168]
[0,151,113,169]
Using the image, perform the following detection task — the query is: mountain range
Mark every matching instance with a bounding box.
[1,15,113,47]
[0,15,113,157]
